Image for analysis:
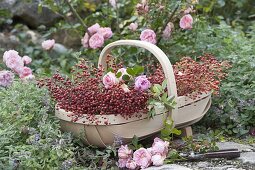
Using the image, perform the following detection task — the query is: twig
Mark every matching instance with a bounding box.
[115,2,120,34]
[157,4,179,44]
[65,0,88,31]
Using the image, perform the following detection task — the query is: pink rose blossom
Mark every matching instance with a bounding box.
[0,70,14,87]
[133,148,152,169]
[118,158,129,168]
[120,84,130,93]
[42,39,55,50]
[126,159,137,169]
[151,154,166,166]
[151,137,169,155]
[88,23,100,34]
[179,14,193,30]
[3,50,24,73]
[81,33,89,48]
[103,72,119,89]
[97,27,113,40]
[140,29,157,44]
[19,67,32,79]
[89,33,104,49]
[118,145,132,159]
[3,50,18,63]
[135,75,151,91]
[109,0,117,9]
[162,22,174,39]
[129,23,138,31]
[22,56,32,65]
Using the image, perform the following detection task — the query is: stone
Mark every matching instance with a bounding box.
[216,142,254,152]
[197,161,210,168]
[145,164,192,170]
[238,152,255,164]
[52,43,68,54]
[0,33,20,50]
[3,0,63,28]
[207,165,234,170]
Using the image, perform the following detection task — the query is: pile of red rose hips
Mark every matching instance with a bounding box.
[39,54,229,122]
[149,53,230,99]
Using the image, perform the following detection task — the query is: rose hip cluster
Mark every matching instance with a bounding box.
[40,59,152,122]
[149,54,230,98]
[118,137,169,169]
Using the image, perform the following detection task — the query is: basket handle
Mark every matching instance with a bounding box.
[98,40,178,119]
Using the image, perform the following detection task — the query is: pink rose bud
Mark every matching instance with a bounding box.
[97,27,113,40]
[184,6,194,14]
[162,22,174,40]
[129,23,138,31]
[118,145,133,159]
[140,29,157,44]
[126,159,137,169]
[22,56,32,65]
[109,0,117,9]
[3,50,24,73]
[136,2,149,15]
[158,5,164,10]
[89,33,104,49]
[19,67,32,79]
[151,154,166,166]
[151,137,169,155]
[22,74,35,82]
[118,158,129,168]
[191,0,199,4]
[88,23,100,34]
[120,84,130,93]
[134,75,151,91]
[103,72,119,89]
[42,39,55,50]
[0,70,14,87]
[133,148,152,169]
[179,14,193,30]
[81,33,90,48]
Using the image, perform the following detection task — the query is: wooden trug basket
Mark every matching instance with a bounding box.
[55,40,212,147]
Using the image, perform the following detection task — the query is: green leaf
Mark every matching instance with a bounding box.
[126,68,135,76]
[122,75,130,81]
[107,68,114,73]
[38,3,43,13]
[171,128,182,135]
[116,72,122,78]
[161,93,168,102]
[152,86,161,95]
[133,65,144,75]
[162,80,167,90]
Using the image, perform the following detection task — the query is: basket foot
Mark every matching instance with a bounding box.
[180,126,193,137]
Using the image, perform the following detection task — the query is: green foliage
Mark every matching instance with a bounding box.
[185,21,255,136]
[148,80,176,118]
[0,81,117,169]
[0,81,78,169]
[198,0,255,29]
[160,116,181,141]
